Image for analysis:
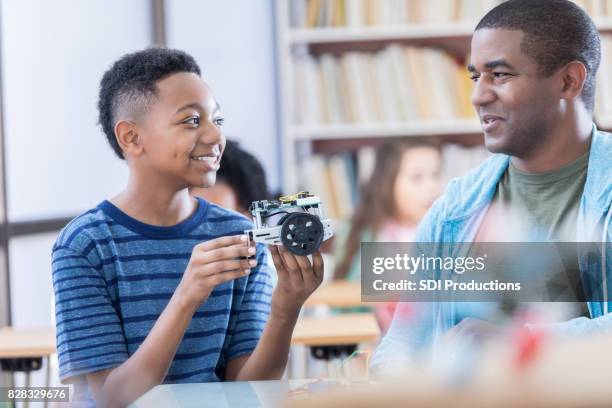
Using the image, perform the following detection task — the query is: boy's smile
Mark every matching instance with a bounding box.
[134,71,225,189]
[190,146,221,172]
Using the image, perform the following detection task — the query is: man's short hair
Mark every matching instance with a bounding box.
[476,0,601,111]
[98,48,201,159]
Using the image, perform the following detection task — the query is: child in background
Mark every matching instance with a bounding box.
[333,139,442,332]
[190,139,271,218]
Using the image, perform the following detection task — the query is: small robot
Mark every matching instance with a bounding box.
[245,192,334,256]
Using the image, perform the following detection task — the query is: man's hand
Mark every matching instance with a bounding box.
[268,245,324,319]
[176,235,256,309]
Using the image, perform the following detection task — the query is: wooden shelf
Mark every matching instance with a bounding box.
[290,119,483,141]
[289,19,612,45]
[593,17,612,32]
[288,23,476,44]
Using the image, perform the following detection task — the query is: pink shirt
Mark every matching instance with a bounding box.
[377,221,417,242]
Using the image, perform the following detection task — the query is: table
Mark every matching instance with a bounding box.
[291,313,380,347]
[291,313,380,376]
[0,327,56,407]
[304,282,365,309]
[288,333,612,408]
[131,379,313,408]
[0,327,56,359]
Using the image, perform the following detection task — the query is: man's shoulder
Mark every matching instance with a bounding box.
[587,128,612,210]
[593,128,612,159]
[596,128,612,140]
[54,205,110,254]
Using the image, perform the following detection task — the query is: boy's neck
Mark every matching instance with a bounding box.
[111,176,198,227]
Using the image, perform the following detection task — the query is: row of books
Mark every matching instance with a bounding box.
[293,44,474,125]
[290,0,502,28]
[300,143,490,220]
[290,0,612,28]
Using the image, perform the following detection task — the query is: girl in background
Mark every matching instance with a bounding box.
[334,139,442,332]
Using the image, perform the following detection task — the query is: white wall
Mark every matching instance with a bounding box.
[0,0,152,388]
[166,0,281,191]
[8,232,57,328]
[0,0,150,222]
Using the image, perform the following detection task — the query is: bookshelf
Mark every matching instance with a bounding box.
[275,0,612,217]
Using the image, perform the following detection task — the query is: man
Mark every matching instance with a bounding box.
[372,0,611,367]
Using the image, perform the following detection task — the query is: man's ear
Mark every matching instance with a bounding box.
[114,120,143,157]
[560,60,587,101]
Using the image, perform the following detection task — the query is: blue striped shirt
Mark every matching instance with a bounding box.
[52,198,272,405]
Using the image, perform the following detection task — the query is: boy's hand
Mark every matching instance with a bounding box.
[176,235,256,309]
[268,245,324,320]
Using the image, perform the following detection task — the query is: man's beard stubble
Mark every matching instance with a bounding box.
[486,111,554,160]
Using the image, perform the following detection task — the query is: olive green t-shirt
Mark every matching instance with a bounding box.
[476,151,590,316]
[488,151,588,241]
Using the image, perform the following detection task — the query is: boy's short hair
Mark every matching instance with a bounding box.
[476,0,601,111]
[217,140,270,211]
[98,47,201,159]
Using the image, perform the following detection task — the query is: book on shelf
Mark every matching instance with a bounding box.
[293,54,324,125]
[441,143,491,185]
[596,34,612,121]
[292,44,475,126]
[301,153,358,220]
[356,145,376,185]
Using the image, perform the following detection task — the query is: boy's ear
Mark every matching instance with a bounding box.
[114,120,143,157]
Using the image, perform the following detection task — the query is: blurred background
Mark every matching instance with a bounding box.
[0,0,611,395]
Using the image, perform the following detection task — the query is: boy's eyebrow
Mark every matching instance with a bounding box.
[468,59,516,72]
[175,101,221,115]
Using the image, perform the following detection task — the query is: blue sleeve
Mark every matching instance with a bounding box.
[52,245,128,383]
[526,226,612,337]
[224,244,273,362]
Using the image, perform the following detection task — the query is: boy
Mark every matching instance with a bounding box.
[52,48,323,407]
